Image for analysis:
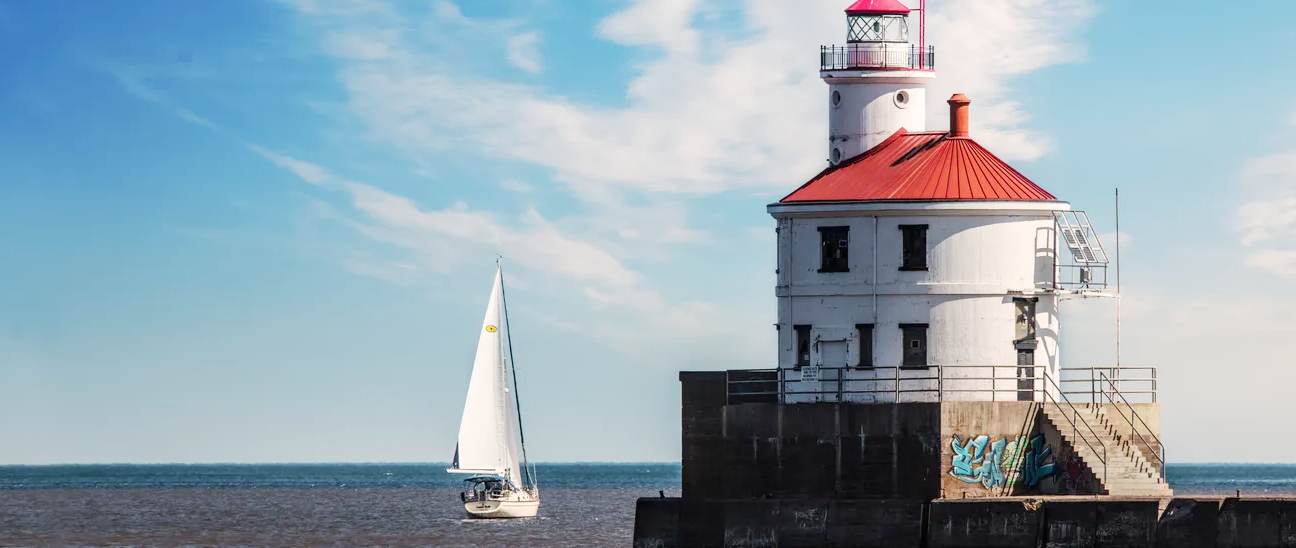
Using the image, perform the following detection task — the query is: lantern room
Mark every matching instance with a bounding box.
[846,0,911,43]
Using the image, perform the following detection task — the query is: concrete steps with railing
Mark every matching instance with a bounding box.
[1041,403,1173,498]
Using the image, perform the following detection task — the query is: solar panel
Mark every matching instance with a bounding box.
[1054,211,1108,265]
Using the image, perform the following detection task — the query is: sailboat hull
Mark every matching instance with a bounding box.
[464,497,540,519]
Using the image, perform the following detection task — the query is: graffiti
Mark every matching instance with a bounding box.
[950,434,1058,490]
[791,508,826,530]
[1050,443,1095,494]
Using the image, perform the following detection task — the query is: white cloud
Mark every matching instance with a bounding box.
[324,31,395,60]
[285,0,1092,202]
[500,179,533,193]
[250,146,331,184]
[1233,111,1296,273]
[1243,250,1296,279]
[506,31,543,74]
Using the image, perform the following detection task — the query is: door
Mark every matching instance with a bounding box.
[820,340,848,401]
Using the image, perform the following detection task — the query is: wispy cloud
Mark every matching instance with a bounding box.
[107,65,220,131]
[1233,112,1296,276]
[283,0,1093,200]
[506,31,543,74]
[500,179,533,193]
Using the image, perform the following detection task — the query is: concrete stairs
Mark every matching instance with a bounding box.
[1041,402,1173,498]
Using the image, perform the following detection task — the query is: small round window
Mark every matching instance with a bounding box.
[831,90,842,108]
[894,90,910,108]
[830,147,843,165]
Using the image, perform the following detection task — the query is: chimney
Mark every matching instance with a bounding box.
[947,94,971,138]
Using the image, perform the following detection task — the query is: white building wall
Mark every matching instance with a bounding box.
[827,74,931,161]
[774,208,1065,403]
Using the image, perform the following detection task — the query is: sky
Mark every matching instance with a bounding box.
[2,0,1296,465]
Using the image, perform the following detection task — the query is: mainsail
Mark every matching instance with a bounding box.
[447,266,526,490]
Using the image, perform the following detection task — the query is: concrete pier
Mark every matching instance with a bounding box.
[635,495,1296,547]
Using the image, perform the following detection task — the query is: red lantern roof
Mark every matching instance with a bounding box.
[845,0,911,15]
[780,129,1057,203]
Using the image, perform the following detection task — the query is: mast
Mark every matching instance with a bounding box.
[498,258,534,490]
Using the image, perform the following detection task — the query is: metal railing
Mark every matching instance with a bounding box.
[1098,372,1166,479]
[729,364,1058,404]
[820,44,935,71]
[1059,367,1157,403]
[1041,371,1108,485]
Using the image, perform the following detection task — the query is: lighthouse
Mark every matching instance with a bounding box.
[635,2,1173,545]
[824,0,935,162]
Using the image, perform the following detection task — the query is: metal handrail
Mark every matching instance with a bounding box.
[1041,370,1108,485]
[820,44,935,71]
[1097,372,1166,479]
[763,364,1056,403]
[1059,366,1157,403]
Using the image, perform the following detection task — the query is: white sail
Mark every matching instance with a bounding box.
[448,266,525,490]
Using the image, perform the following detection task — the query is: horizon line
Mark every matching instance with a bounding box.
[0,461,686,467]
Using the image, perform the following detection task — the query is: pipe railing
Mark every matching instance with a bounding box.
[820,44,935,71]
[1058,366,1157,403]
[1098,372,1166,479]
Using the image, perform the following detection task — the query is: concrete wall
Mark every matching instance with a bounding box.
[940,402,1104,498]
[636,496,1296,547]
[682,374,1106,501]
[682,398,944,500]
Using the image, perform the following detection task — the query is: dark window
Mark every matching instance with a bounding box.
[855,324,874,367]
[818,226,850,272]
[794,325,812,367]
[1017,349,1035,401]
[900,323,928,367]
[899,224,928,271]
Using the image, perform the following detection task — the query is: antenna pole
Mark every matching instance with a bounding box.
[499,261,534,491]
[1115,188,1122,381]
[919,0,926,69]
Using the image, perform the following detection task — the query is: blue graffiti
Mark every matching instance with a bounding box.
[1019,435,1057,488]
[950,434,1058,490]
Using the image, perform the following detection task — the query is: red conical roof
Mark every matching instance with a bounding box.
[846,0,911,15]
[780,129,1057,203]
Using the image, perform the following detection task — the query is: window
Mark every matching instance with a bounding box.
[1014,298,1038,343]
[794,325,812,367]
[819,226,849,272]
[855,324,874,367]
[900,323,928,367]
[899,224,928,271]
[1017,349,1035,402]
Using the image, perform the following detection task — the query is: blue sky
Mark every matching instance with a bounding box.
[3,0,1296,464]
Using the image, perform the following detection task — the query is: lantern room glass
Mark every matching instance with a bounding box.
[847,14,909,43]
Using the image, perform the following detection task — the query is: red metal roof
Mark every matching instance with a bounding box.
[845,0,911,15]
[780,130,1057,203]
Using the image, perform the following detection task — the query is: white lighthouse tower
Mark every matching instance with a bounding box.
[771,2,1117,405]
[824,0,935,164]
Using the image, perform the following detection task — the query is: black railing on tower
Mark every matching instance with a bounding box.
[820,44,936,71]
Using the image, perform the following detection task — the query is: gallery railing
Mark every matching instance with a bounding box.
[1058,366,1157,403]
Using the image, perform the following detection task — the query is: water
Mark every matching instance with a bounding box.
[3,463,1295,546]
[0,463,680,547]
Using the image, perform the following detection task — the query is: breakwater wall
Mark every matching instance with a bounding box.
[634,496,1296,548]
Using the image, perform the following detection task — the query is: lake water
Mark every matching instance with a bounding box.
[1,463,1292,547]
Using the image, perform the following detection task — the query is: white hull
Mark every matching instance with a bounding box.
[464,497,540,519]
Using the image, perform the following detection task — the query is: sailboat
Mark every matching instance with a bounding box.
[447,260,540,519]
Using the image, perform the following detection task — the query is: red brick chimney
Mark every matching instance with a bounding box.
[947,94,971,138]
